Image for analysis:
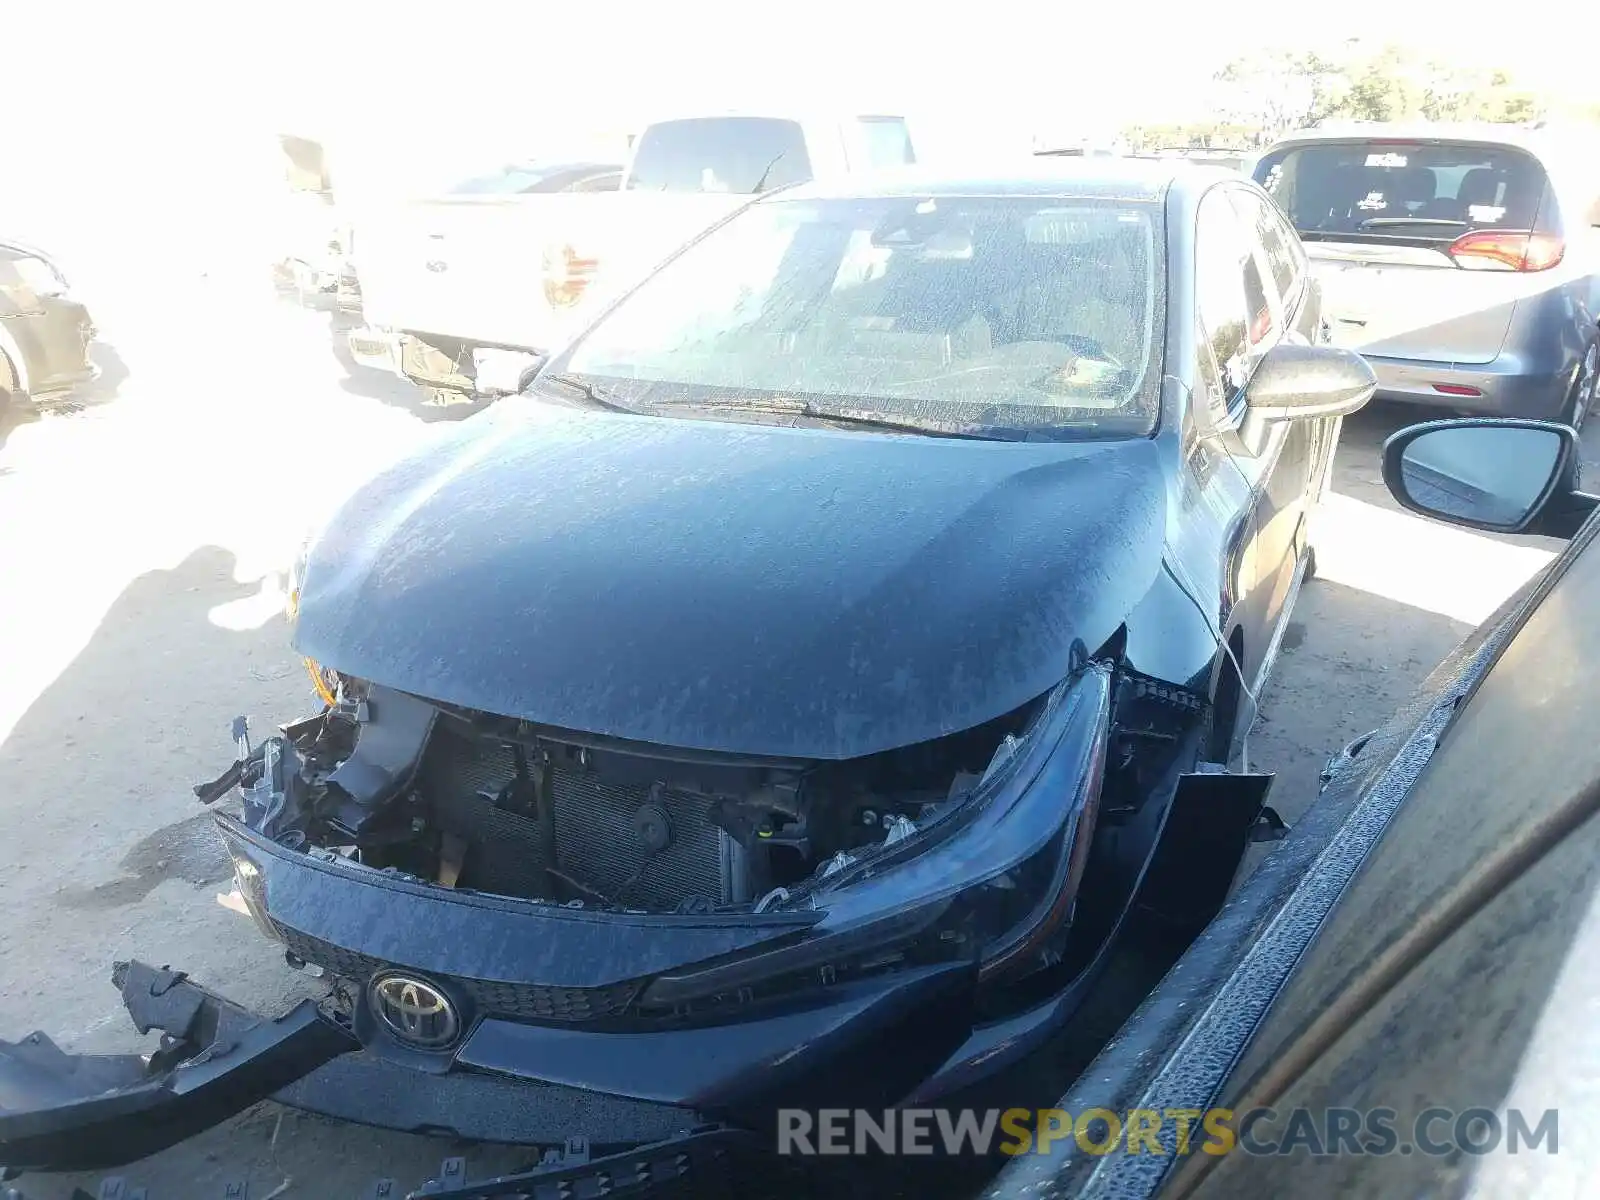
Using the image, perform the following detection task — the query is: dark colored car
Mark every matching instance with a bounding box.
[0,162,1375,1186]
[1254,124,1600,429]
[0,238,97,410]
[983,415,1599,1200]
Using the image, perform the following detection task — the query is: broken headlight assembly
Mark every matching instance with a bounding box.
[639,662,1111,1011]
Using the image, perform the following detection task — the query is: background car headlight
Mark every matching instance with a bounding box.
[639,665,1112,1007]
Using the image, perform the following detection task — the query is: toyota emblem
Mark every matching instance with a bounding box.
[369,973,461,1049]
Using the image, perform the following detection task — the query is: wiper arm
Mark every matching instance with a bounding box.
[535,373,642,415]
[750,152,785,194]
[660,396,1006,440]
[1358,216,1469,229]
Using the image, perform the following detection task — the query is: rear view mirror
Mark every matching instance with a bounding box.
[1382,418,1577,534]
[1244,343,1376,421]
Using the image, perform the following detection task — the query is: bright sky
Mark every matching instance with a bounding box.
[6,3,1594,246]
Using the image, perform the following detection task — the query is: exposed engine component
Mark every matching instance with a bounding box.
[198,657,1207,917]
[419,721,746,910]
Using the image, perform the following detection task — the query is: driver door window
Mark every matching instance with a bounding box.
[1195,189,1279,425]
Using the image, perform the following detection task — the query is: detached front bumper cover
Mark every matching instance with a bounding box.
[0,961,355,1175]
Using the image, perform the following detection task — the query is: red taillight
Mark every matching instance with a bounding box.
[1447,230,1565,272]
[1432,383,1484,397]
[542,243,599,309]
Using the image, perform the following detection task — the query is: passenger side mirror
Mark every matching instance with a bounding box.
[1243,343,1376,421]
[1382,418,1592,536]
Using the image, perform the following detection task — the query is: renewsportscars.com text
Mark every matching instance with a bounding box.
[776,1106,1559,1158]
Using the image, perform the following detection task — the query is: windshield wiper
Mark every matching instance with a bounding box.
[1357,216,1469,230]
[535,373,643,415]
[655,395,1009,440]
[750,152,785,194]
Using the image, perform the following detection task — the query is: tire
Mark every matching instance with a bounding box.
[420,384,476,407]
[1566,339,1599,432]
[0,350,18,416]
[1204,640,1245,766]
[417,385,489,422]
[1304,544,1318,582]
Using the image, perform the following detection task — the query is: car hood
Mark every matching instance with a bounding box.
[293,402,1167,759]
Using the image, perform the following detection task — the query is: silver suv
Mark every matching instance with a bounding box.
[1254,124,1600,428]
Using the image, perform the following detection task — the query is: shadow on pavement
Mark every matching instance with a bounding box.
[1236,573,1475,883]
[0,543,540,1199]
[0,341,129,459]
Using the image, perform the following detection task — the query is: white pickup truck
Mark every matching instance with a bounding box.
[346,112,917,404]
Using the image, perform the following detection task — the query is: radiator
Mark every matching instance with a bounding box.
[418,723,740,909]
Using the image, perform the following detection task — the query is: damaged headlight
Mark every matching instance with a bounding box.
[640,663,1111,1008]
[284,533,340,706]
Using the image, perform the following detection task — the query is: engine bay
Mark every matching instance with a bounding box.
[199,661,1205,916]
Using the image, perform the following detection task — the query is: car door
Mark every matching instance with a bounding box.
[1193,185,1309,686]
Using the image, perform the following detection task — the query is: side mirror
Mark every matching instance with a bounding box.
[1244,343,1376,421]
[1381,418,1592,536]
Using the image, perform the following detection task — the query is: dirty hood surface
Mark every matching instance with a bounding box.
[293,403,1167,759]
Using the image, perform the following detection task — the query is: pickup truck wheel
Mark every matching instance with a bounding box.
[417,385,489,421]
[0,351,18,416]
[420,385,476,407]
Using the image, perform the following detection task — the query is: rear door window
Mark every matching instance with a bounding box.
[1254,141,1553,244]
[625,118,814,194]
[856,117,916,168]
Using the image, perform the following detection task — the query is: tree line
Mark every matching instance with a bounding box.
[1122,42,1598,152]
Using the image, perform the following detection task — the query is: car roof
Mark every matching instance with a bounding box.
[769,159,1215,203]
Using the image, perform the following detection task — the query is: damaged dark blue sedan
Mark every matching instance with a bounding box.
[0,162,1377,1187]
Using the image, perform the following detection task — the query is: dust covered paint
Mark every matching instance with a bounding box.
[292,402,1168,758]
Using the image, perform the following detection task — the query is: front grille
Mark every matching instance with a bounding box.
[276,927,641,1023]
[416,721,737,910]
[466,975,640,1022]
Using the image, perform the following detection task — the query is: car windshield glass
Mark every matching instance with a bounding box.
[1255,141,1552,241]
[624,118,814,193]
[553,194,1163,438]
